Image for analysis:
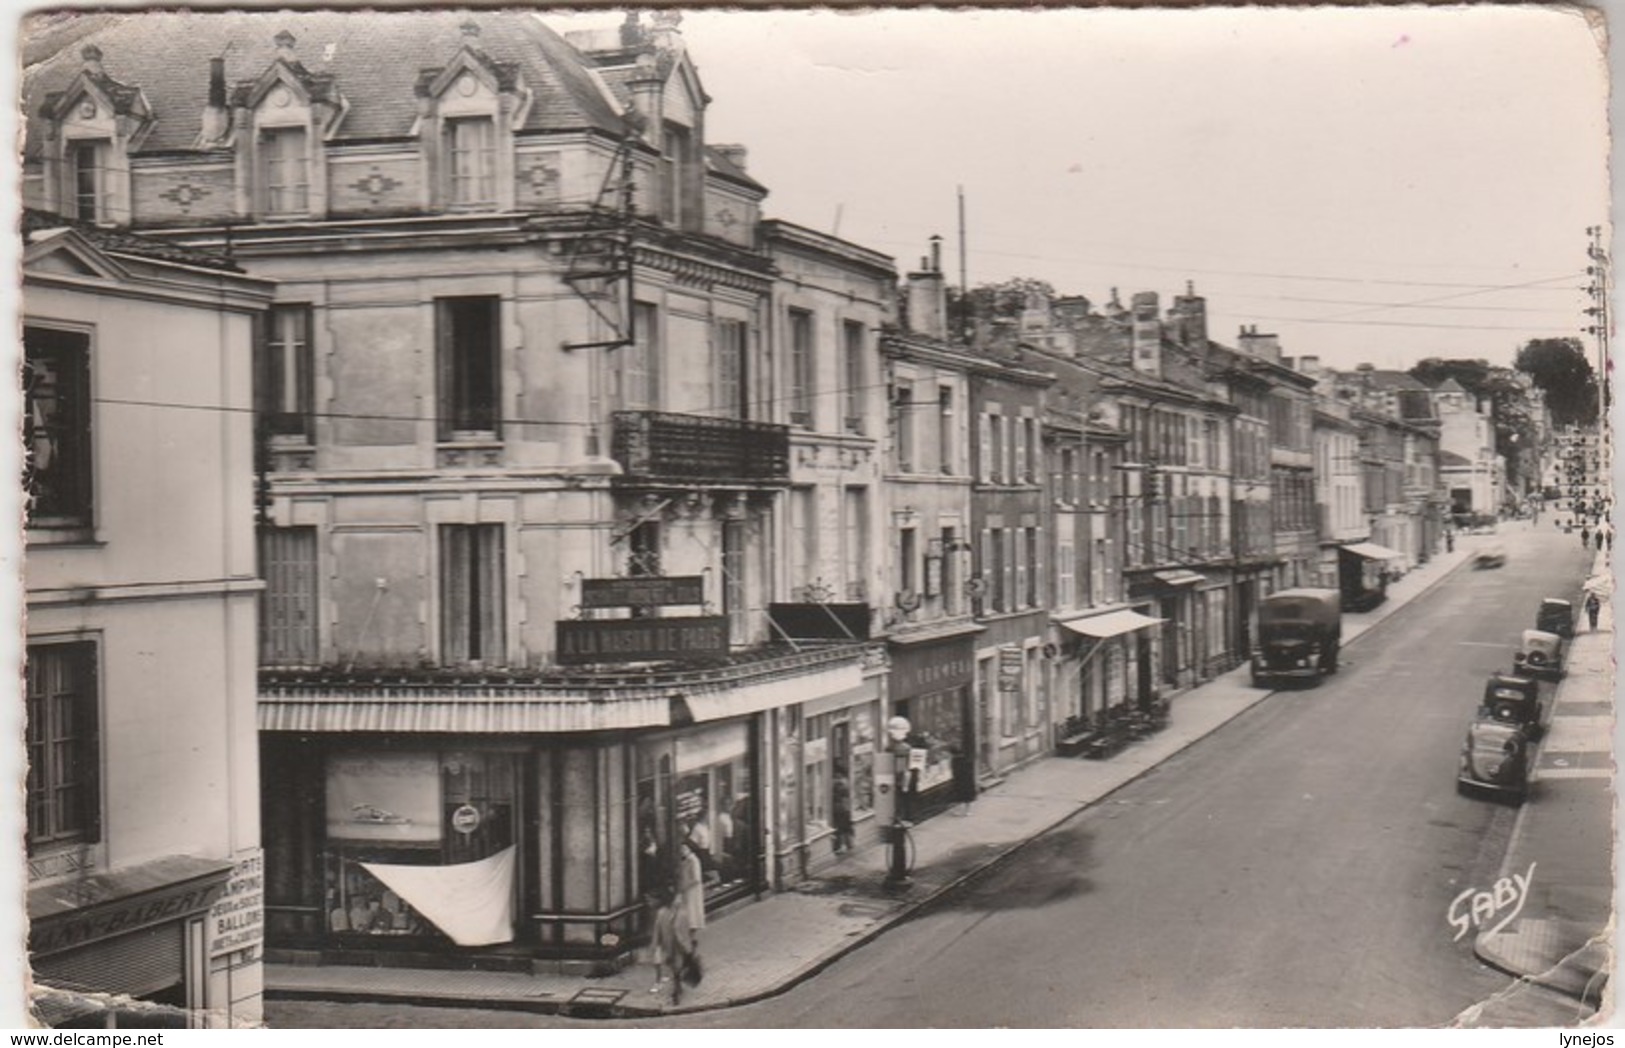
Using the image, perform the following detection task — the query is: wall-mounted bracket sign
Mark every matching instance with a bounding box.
[581,575,705,609]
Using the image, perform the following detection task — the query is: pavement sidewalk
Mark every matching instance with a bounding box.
[1465,545,1615,1025]
[267,536,1489,1019]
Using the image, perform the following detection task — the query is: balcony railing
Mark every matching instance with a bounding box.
[612,411,791,483]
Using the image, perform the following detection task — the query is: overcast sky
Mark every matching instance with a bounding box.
[553,5,1608,374]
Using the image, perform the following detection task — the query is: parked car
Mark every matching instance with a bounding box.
[1537,598,1576,640]
[1457,719,1531,803]
[1251,588,1342,687]
[1513,628,1565,681]
[1478,673,1545,740]
[1473,545,1507,569]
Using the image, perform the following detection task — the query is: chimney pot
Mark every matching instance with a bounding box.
[929,235,942,273]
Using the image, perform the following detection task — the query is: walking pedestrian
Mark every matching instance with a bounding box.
[677,833,706,950]
[831,763,854,856]
[1586,591,1602,632]
[1581,525,1591,548]
[645,885,695,1004]
[949,745,977,817]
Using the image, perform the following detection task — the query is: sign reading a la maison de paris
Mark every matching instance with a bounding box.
[556,616,730,664]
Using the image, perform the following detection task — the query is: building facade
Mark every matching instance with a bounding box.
[21,9,902,971]
[23,215,275,1027]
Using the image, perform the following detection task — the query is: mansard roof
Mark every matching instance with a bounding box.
[22,10,631,156]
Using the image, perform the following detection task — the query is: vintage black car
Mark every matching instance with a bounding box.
[1251,588,1342,687]
[1513,628,1565,682]
[1537,598,1576,640]
[1457,720,1530,803]
[1477,673,1545,740]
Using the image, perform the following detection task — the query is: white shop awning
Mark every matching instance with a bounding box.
[1059,609,1166,640]
[1152,569,1206,587]
[1341,542,1404,561]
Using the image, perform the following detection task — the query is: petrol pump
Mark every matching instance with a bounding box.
[875,716,917,889]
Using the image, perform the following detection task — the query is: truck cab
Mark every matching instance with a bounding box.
[1251,588,1343,688]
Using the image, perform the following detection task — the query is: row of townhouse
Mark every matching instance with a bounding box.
[18,10,1459,1004]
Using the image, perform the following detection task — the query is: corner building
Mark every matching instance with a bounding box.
[22,10,896,972]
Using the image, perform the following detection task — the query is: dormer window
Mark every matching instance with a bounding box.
[260,126,309,216]
[444,117,496,207]
[661,121,691,227]
[67,140,108,222]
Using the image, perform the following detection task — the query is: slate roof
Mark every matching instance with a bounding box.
[22,207,243,272]
[1395,389,1438,422]
[1359,369,1429,393]
[22,10,631,157]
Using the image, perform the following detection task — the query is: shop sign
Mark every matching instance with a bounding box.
[556,616,729,664]
[32,877,228,957]
[998,644,1024,692]
[208,850,264,959]
[889,637,975,699]
[451,805,482,835]
[581,575,705,609]
[325,753,442,843]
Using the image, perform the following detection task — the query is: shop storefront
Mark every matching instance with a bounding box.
[320,750,522,949]
[887,627,980,814]
[635,719,763,911]
[1055,608,1162,722]
[29,856,234,1028]
[771,682,884,879]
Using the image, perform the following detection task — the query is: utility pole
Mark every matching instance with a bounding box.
[1584,225,1610,411]
[1584,225,1611,519]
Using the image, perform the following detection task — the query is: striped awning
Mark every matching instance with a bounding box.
[682,660,864,723]
[1058,609,1166,639]
[1341,542,1404,561]
[258,693,673,733]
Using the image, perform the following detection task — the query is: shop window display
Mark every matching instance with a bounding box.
[322,751,519,942]
[900,691,963,793]
[637,724,756,907]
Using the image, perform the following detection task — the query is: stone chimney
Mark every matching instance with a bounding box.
[712,144,748,173]
[620,12,645,49]
[649,10,685,56]
[1297,355,1321,377]
[1129,292,1162,378]
[1168,279,1207,349]
[906,236,948,340]
[200,57,230,146]
[628,49,664,148]
[1237,323,1282,364]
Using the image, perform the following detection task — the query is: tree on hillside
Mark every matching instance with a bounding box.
[1515,337,1600,428]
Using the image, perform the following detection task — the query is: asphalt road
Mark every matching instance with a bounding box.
[268,523,1595,1029]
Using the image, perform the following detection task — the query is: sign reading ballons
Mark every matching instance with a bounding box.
[556,616,730,664]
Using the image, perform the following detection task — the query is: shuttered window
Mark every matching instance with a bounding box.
[26,641,99,850]
[259,526,319,665]
[440,524,505,665]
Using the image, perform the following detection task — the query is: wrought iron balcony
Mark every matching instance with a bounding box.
[611,411,791,484]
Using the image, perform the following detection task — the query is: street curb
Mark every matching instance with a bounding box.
[1470,630,1615,1000]
[266,547,1483,1021]
[649,549,1488,1017]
